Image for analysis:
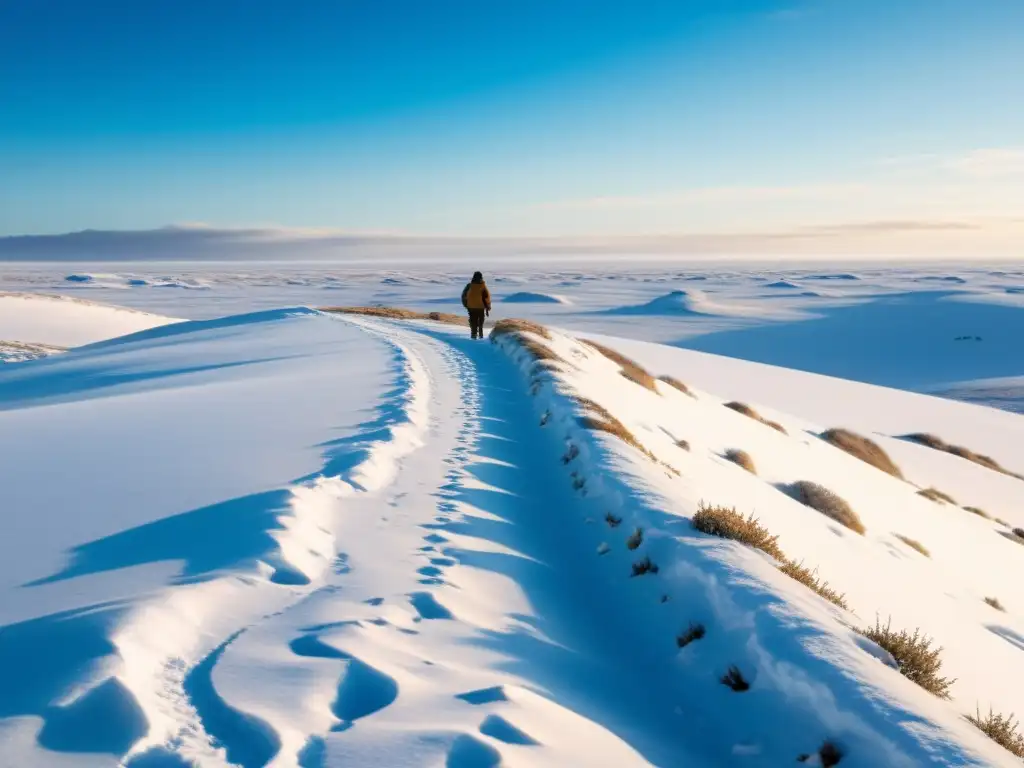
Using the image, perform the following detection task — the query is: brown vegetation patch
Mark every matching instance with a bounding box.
[658,376,694,397]
[574,397,656,461]
[790,481,865,535]
[675,439,690,451]
[859,618,954,698]
[490,317,551,340]
[325,306,465,325]
[966,708,1024,759]
[693,504,784,560]
[723,402,787,434]
[903,433,1023,479]
[779,561,848,608]
[894,534,930,558]
[964,506,989,518]
[984,597,1005,612]
[605,512,623,528]
[799,742,843,766]
[676,622,706,649]
[820,428,903,479]
[631,556,659,576]
[918,487,957,505]
[720,665,750,692]
[581,339,657,392]
[724,449,757,474]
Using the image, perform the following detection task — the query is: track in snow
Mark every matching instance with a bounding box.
[152,319,707,767]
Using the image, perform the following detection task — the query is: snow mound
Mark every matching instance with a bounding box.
[606,289,766,318]
[764,280,801,289]
[0,292,182,348]
[804,273,861,281]
[503,291,571,304]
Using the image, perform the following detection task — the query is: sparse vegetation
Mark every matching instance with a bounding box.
[918,487,957,505]
[1015,528,1024,539]
[324,306,466,325]
[676,622,706,648]
[966,707,1024,759]
[964,506,990,518]
[790,481,865,535]
[894,534,930,558]
[581,339,657,392]
[574,396,656,461]
[820,428,903,479]
[692,504,783,560]
[859,618,954,698]
[798,742,843,766]
[490,317,551,340]
[779,561,848,608]
[984,597,1005,612]
[903,433,1024,480]
[721,665,750,692]
[675,439,690,451]
[605,512,622,528]
[658,375,694,397]
[724,449,757,474]
[693,504,848,609]
[631,555,659,576]
[723,401,787,434]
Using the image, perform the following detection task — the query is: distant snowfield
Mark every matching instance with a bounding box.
[2,302,1023,766]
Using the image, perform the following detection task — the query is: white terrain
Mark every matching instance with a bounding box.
[1,270,1024,767]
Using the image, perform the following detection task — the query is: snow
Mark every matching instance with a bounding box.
[0,292,180,348]
[2,261,1024,765]
[503,291,571,304]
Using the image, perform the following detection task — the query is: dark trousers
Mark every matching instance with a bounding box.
[468,309,486,338]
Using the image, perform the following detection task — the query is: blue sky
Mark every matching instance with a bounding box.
[1,0,1022,249]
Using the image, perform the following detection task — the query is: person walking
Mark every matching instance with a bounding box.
[461,271,491,339]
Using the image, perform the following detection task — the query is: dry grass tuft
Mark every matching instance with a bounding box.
[966,707,1024,758]
[860,618,954,698]
[658,376,695,397]
[918,487,957,505]
[581,339,657,392]
[903,433,1023,479]
[675,439,691,451]
[984,596,1005,612]
[626,527,644,550]
[724,449,757,474]
[820,428,903,479]
[574,396,656,461]
[894,534,930,558]
[693,504,784,560]
[790,481,865,535]
[723,401,788,435]
[676,622,706,649]
[964,506,990,518]
[631,555,659,577]
[490,317,551,340]
[720,665,750,692]
[779,561,848,608]
[326,306,465,325]
[798,742,843,766]
[1015,528,1024,539]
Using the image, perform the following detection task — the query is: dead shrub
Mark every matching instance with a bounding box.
[799,742,843,766]
[860,618,954,698]
[1015,528,1024,539]
[326,306,465,325]
[581,339,657,392]
[779,560,848,609]
[790,481,865,535]
[676,622,706,648]
[658,376,694,397]
[631,556,659,576]
[903,433,1023,479]
[720,665,750,692]
[984,597,1005,612]
[626,527,644,550]
[675,439,690,451]
[894,534,930,558]
[964,506,990,518]
[765,420,788,435]
[692,504,783,560]
[820,428,903,479]
[724,449,757,474]
[918,487,957,505]
[490,318,551,340]
[574,397,656,461]
[605,512,622,528]
[722,401,788,435]
[966,707,1024,759]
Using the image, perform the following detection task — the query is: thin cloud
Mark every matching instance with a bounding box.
[537,184,868,211]
[947,148,1024,179]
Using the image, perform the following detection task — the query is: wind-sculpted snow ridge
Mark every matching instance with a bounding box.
[0,308,430,767]
[490,321,1024,766]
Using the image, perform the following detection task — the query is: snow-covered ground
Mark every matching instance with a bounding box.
[1,262,1024,766]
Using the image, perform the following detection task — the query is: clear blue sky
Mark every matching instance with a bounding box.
[1,0,1022,241]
